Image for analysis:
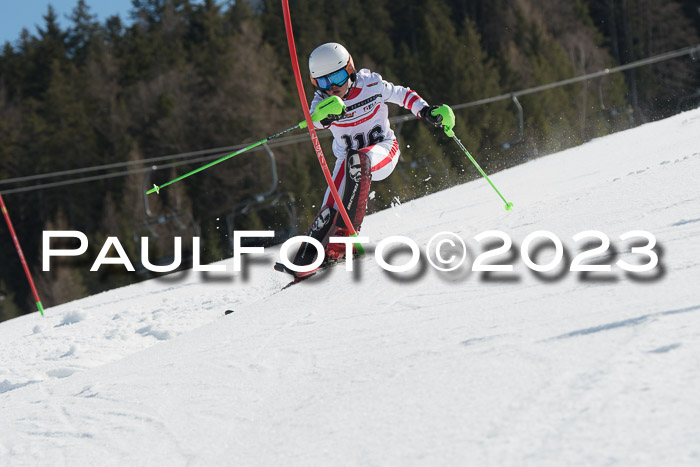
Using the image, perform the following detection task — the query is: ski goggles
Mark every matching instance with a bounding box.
[314,68,350,90]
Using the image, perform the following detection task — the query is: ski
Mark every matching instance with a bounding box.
[274,254,361,290]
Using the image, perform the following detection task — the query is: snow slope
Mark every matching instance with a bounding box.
[1,109,700,466]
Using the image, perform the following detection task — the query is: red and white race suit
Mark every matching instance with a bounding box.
[309,68,429,208]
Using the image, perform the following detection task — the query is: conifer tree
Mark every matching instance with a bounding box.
[37,208,89,307]
[67,0,102,66]
[0,280,23,322]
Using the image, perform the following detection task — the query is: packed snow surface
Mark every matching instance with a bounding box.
[1,109,700,466]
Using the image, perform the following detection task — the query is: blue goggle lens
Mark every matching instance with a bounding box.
[316,69,350,90]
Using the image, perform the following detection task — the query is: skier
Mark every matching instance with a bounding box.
[285,42,454,279]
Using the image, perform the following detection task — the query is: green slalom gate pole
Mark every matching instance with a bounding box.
[429,104,513,211]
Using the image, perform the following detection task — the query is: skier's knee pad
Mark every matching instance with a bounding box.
[337,149,371,230]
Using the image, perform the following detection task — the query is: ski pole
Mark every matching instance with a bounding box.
[452,136,514,211]
[146,123,301,195]
[146,97,346,195]
[430,105,513,211]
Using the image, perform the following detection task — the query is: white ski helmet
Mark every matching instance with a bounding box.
[308,42,356,89]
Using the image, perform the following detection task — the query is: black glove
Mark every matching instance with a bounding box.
[419,105,443,127]
[320,108,347,126]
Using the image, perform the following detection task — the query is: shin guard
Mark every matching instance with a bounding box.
[292,206,337,267]
[336,149,372,231]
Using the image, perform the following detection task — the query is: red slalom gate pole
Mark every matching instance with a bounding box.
[280,1,364,254]
[0,193,44,316]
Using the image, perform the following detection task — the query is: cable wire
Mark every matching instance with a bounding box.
[2,43,698,195]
